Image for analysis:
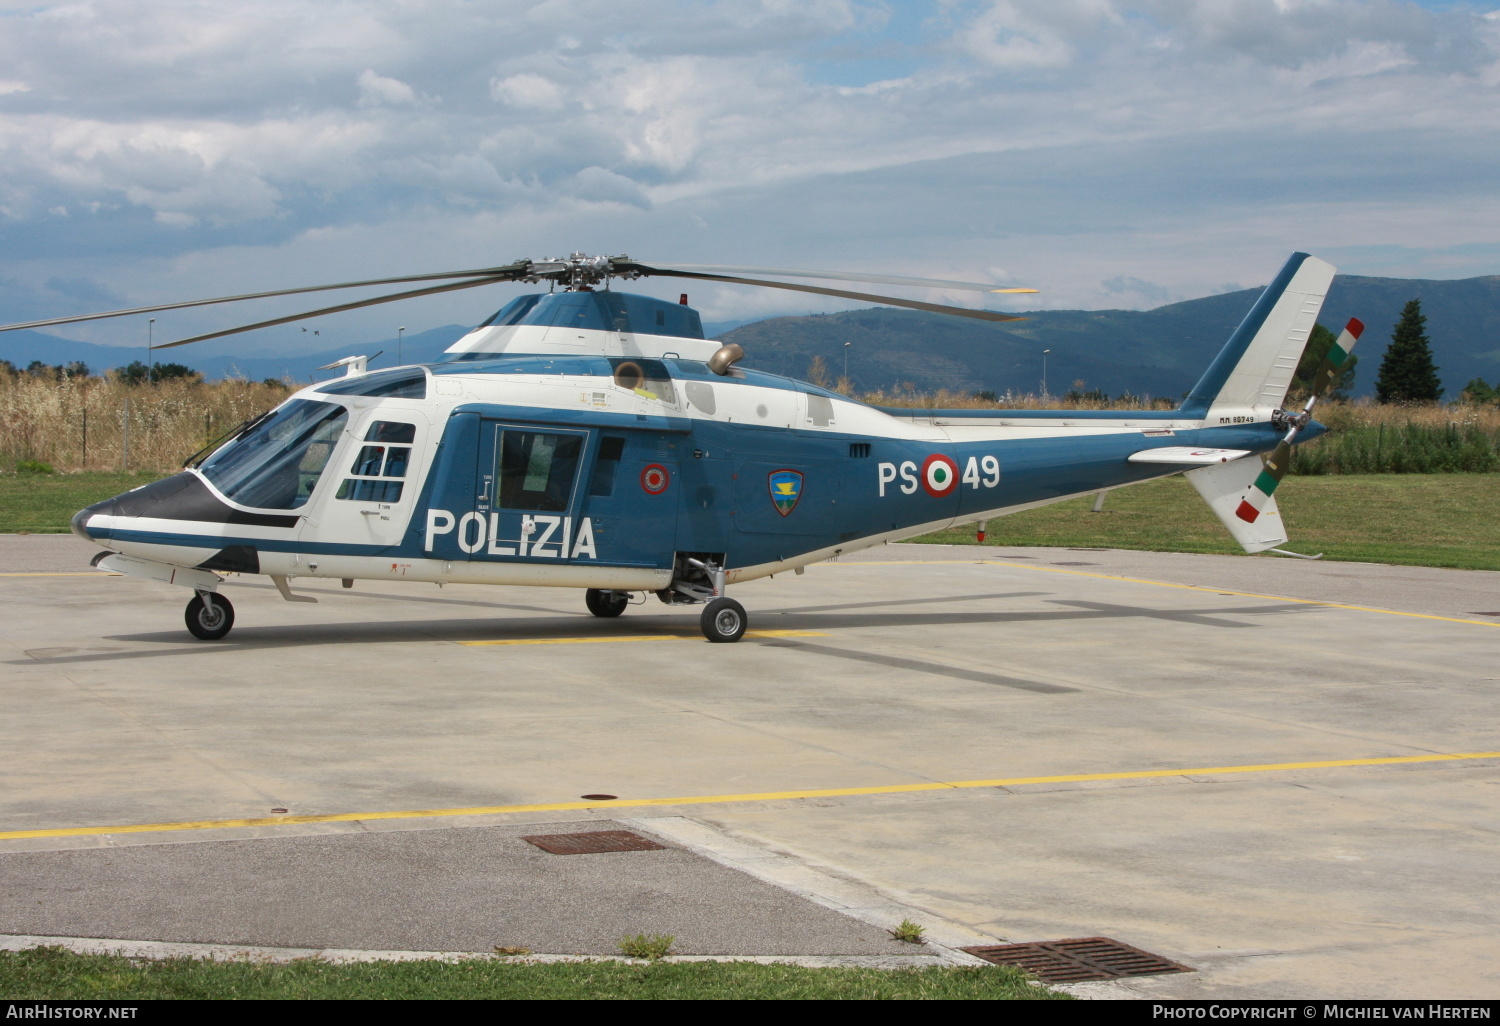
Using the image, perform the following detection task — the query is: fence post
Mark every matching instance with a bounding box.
[121,398,130,472]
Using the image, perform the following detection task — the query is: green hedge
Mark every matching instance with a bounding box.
[1292,423,1500,475]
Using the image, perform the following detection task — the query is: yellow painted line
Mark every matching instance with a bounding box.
[460,629,826,647]
[4,750,1496,842]
[833,559,1500,629]
[463,634,681,647]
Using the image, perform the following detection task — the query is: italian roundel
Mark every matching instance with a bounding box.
[641,463,670,494]
[921,454,959,497]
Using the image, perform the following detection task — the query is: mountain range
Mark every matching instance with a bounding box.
[3,274,1497,399]
[717,274,1500,400]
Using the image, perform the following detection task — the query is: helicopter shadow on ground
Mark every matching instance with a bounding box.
[13,590,1325,686]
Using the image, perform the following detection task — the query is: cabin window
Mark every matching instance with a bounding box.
[589,435,626,496]
[684,381,716,415]
[336,421,414,503]
[496,430,583,512]
[806,394,834,427]
[199,399,347,510]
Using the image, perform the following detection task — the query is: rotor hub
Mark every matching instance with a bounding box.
[522,253,640,290]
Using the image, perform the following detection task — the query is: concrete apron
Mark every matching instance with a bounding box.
[2,536,1498,997]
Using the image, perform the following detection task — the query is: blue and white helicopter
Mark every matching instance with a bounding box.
[7,251,1360,643]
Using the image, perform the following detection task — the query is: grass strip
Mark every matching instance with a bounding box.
[0,471,159,534]
[915,474,1500,572]
[0,947,1062,1001]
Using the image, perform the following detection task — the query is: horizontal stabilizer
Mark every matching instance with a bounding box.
[1186,459,1288,554]
[1128,447,1251,465]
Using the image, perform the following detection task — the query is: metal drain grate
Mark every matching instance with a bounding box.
[962,937,1193,983]
[521,830,668,855]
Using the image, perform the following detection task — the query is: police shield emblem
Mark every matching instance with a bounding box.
[768,469,803,517]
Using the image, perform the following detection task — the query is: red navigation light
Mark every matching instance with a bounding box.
[679,293,689,305]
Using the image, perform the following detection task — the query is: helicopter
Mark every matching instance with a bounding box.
[2,251,1360,643]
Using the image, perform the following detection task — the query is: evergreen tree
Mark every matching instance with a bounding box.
[1291,322,1357,401]
[1374,299,1443,403]
[1460,378,1498,406]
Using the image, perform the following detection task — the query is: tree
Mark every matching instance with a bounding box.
[114,361,200,385]
[115,361,149,385]
[1290,323,1357,401]
[1374,299,1442,403]
[1460,378,1498,406]
[151,362,200,383]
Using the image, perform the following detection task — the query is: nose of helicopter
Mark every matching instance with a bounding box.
[71,497,117,543]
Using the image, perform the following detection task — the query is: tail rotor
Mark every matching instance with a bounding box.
[1235,318,1364,524]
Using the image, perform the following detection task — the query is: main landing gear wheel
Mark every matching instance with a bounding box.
[185,592,234,640]
[585,589,629,618]
[700,597,747,643]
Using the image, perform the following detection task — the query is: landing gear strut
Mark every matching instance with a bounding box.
[657,553,749,643]
[584,588,629,618]
[185,590,234,640]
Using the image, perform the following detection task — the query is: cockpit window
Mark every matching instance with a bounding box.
[199,399,347,510]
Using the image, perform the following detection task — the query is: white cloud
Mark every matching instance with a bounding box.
[0,0,1496,339]
[490,73,565,109]
[356,69,417,107]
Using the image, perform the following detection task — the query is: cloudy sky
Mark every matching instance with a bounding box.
[1,0,1497,353]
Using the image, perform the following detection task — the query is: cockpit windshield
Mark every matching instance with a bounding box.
[199,399,347,510]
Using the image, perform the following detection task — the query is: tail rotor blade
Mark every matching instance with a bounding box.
[1305,317,1364,407]
[1235,439,1292,525]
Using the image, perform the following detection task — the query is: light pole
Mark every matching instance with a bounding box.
[148,318,155,384]
[843,342,851,383]
[397,326,406,365]
[1041,349,1051,399]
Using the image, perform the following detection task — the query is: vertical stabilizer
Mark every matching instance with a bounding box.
[1182,253,1336,421]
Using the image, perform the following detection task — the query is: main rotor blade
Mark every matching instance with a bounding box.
[647,263,1037,294]
[0,262,530,335]
[153,275,512,350]
[632,269,1026,323]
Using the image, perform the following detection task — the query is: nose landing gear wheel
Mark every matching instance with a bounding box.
[185,592,234,640]
[700,597,747,643]
[585,589,629,618]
